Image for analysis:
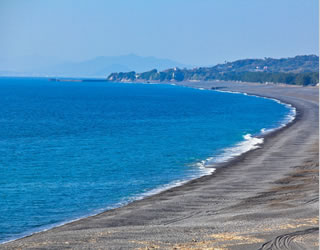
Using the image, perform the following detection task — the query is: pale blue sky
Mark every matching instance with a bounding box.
[1,0,318,66]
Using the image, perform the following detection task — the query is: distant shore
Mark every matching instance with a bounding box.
[1,81,318,250]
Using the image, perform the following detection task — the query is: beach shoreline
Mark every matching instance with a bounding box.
[1,81,318,250]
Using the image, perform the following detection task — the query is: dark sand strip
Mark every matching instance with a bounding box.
[2,82,319,250]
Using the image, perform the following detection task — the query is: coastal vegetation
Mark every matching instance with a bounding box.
[107,55,319,86]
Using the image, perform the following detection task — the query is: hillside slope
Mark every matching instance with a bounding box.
[107,55,319,85]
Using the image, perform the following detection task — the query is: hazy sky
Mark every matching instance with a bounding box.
[1,0,318,66]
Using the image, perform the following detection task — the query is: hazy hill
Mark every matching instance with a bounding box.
[0,54,188,77]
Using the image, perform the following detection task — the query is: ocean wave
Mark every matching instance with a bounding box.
[260,106,296,135]
[209,133,263,164]
[214,89,297,135]
[192,133,263,171]
[194,88,296,172]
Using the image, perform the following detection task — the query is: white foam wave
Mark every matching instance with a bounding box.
[213,134,263,163]
[260,106,296,135]
[215,90,243,94]
[132,166,216,201]
[133,180,190,200]
[193,134,263,170]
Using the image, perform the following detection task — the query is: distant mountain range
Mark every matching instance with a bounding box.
[0,54,189,77]
[107,55,319,86]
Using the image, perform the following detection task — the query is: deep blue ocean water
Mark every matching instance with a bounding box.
[0,77,293,243]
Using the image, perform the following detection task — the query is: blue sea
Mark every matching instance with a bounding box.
[0,77,295,243]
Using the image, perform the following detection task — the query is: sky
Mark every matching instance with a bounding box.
[0,0,319,66]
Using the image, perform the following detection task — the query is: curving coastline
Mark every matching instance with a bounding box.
[1,81,318,250]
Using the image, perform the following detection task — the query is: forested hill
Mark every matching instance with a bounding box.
[107,55,319,85]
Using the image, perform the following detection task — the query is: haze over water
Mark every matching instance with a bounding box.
[0,77,293,242]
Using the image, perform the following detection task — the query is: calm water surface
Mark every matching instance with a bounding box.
[0,77,292,242]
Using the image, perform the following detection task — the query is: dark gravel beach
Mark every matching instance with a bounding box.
[2,81,319,250]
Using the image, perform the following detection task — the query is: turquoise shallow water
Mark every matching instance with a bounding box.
[0,77,293,243]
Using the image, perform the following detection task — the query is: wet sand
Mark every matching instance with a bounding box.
[2,81,319,250]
